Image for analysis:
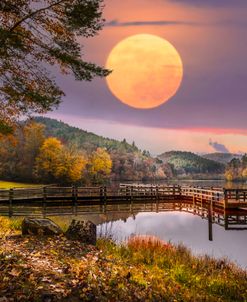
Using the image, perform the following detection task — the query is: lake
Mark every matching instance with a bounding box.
[42,197,247,270]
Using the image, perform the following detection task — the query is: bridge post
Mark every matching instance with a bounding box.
[104,186,107,202]
[100,186,103,203]
[208,200,213,241]
[236,189,239,202]
[178,185,182,199]
[130,186,133,202]
[72,186,78,215]
[224,214,229,230]
[43,187,47,218]
[224,189,228,209]
[156,185,159,200]
[9,189,13,217]
[173,185,176,200]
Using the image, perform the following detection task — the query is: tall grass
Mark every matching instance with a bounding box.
[97,235,247,301]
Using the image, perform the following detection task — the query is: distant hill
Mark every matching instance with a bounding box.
[202,153,242,165]
[34,117,139,153]
[158,151,225,175]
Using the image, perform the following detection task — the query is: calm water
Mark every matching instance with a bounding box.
[96,180,247,270]
[97,210,247,269]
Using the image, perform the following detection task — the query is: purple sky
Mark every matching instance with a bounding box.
[47,0,247,154]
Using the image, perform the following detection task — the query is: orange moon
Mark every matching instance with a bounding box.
[105,34,183,109]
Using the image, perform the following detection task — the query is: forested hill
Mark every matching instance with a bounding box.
[202,153,242,165]
[158,151,225,175]
[32,117,173,181]
[34,117,138,153]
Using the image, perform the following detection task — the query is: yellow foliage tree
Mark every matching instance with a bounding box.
[225,170,234,182]
[54,148,86,183]
[242,168,247,179]
[89,148,112,182]
[35,137,86,183]
[34,137,63,182]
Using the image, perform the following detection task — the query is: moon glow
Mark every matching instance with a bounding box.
[106,34,183,109]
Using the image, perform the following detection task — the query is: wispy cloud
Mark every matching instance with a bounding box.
[169,0,246,7]
[209,140,229,153]
[105,19,200,27]
[105,19,247,28]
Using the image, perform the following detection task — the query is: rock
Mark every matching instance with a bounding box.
[65,220,96,245]
[22,218,63,236]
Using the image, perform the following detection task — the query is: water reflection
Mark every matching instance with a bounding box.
[93,201,247,239]
[97,206,247,269]
[2,196,247,268]
[155,180,247,189]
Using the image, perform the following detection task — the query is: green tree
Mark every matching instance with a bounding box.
[0,0,110,132]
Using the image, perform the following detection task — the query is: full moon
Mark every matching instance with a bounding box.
[105,34,183,109]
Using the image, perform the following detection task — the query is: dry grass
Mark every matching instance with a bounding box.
[127,235,172,251]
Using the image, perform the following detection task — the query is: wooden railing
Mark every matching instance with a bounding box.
[181,186,224,204]
[0,185,247,217]
[224,189,247,206]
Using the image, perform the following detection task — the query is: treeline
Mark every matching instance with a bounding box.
[0,122,112,184]
[34,117,140,154]
[0,119,174,184]
[225,155,247,181]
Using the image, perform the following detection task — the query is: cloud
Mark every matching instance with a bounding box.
[105,19,247,28]
[105,19,200,27]
[209,140,229,153]
[169,0,246,7]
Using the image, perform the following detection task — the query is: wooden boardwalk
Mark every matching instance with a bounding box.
[0,184,247,217]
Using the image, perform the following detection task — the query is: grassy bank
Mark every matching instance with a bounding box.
[0,180,42,189]
[0,218,246,301]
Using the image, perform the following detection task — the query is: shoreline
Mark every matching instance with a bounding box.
[0,230,246,301]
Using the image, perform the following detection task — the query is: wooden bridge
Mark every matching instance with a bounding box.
[0,184,247,217]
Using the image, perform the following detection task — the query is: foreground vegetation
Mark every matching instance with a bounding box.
[0,217,246,301]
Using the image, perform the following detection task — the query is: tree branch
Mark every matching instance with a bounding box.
[9,0,66,32]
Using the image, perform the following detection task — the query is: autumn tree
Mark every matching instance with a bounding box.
[88,147,112,183]
[225,156,247,181]
[0,0,110,133]
[35,137,86,183]
[21,121,46,178]
[53,147,86,183]
[34,137,62,182]
[0,121,45,180]
[0,133,18,178]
